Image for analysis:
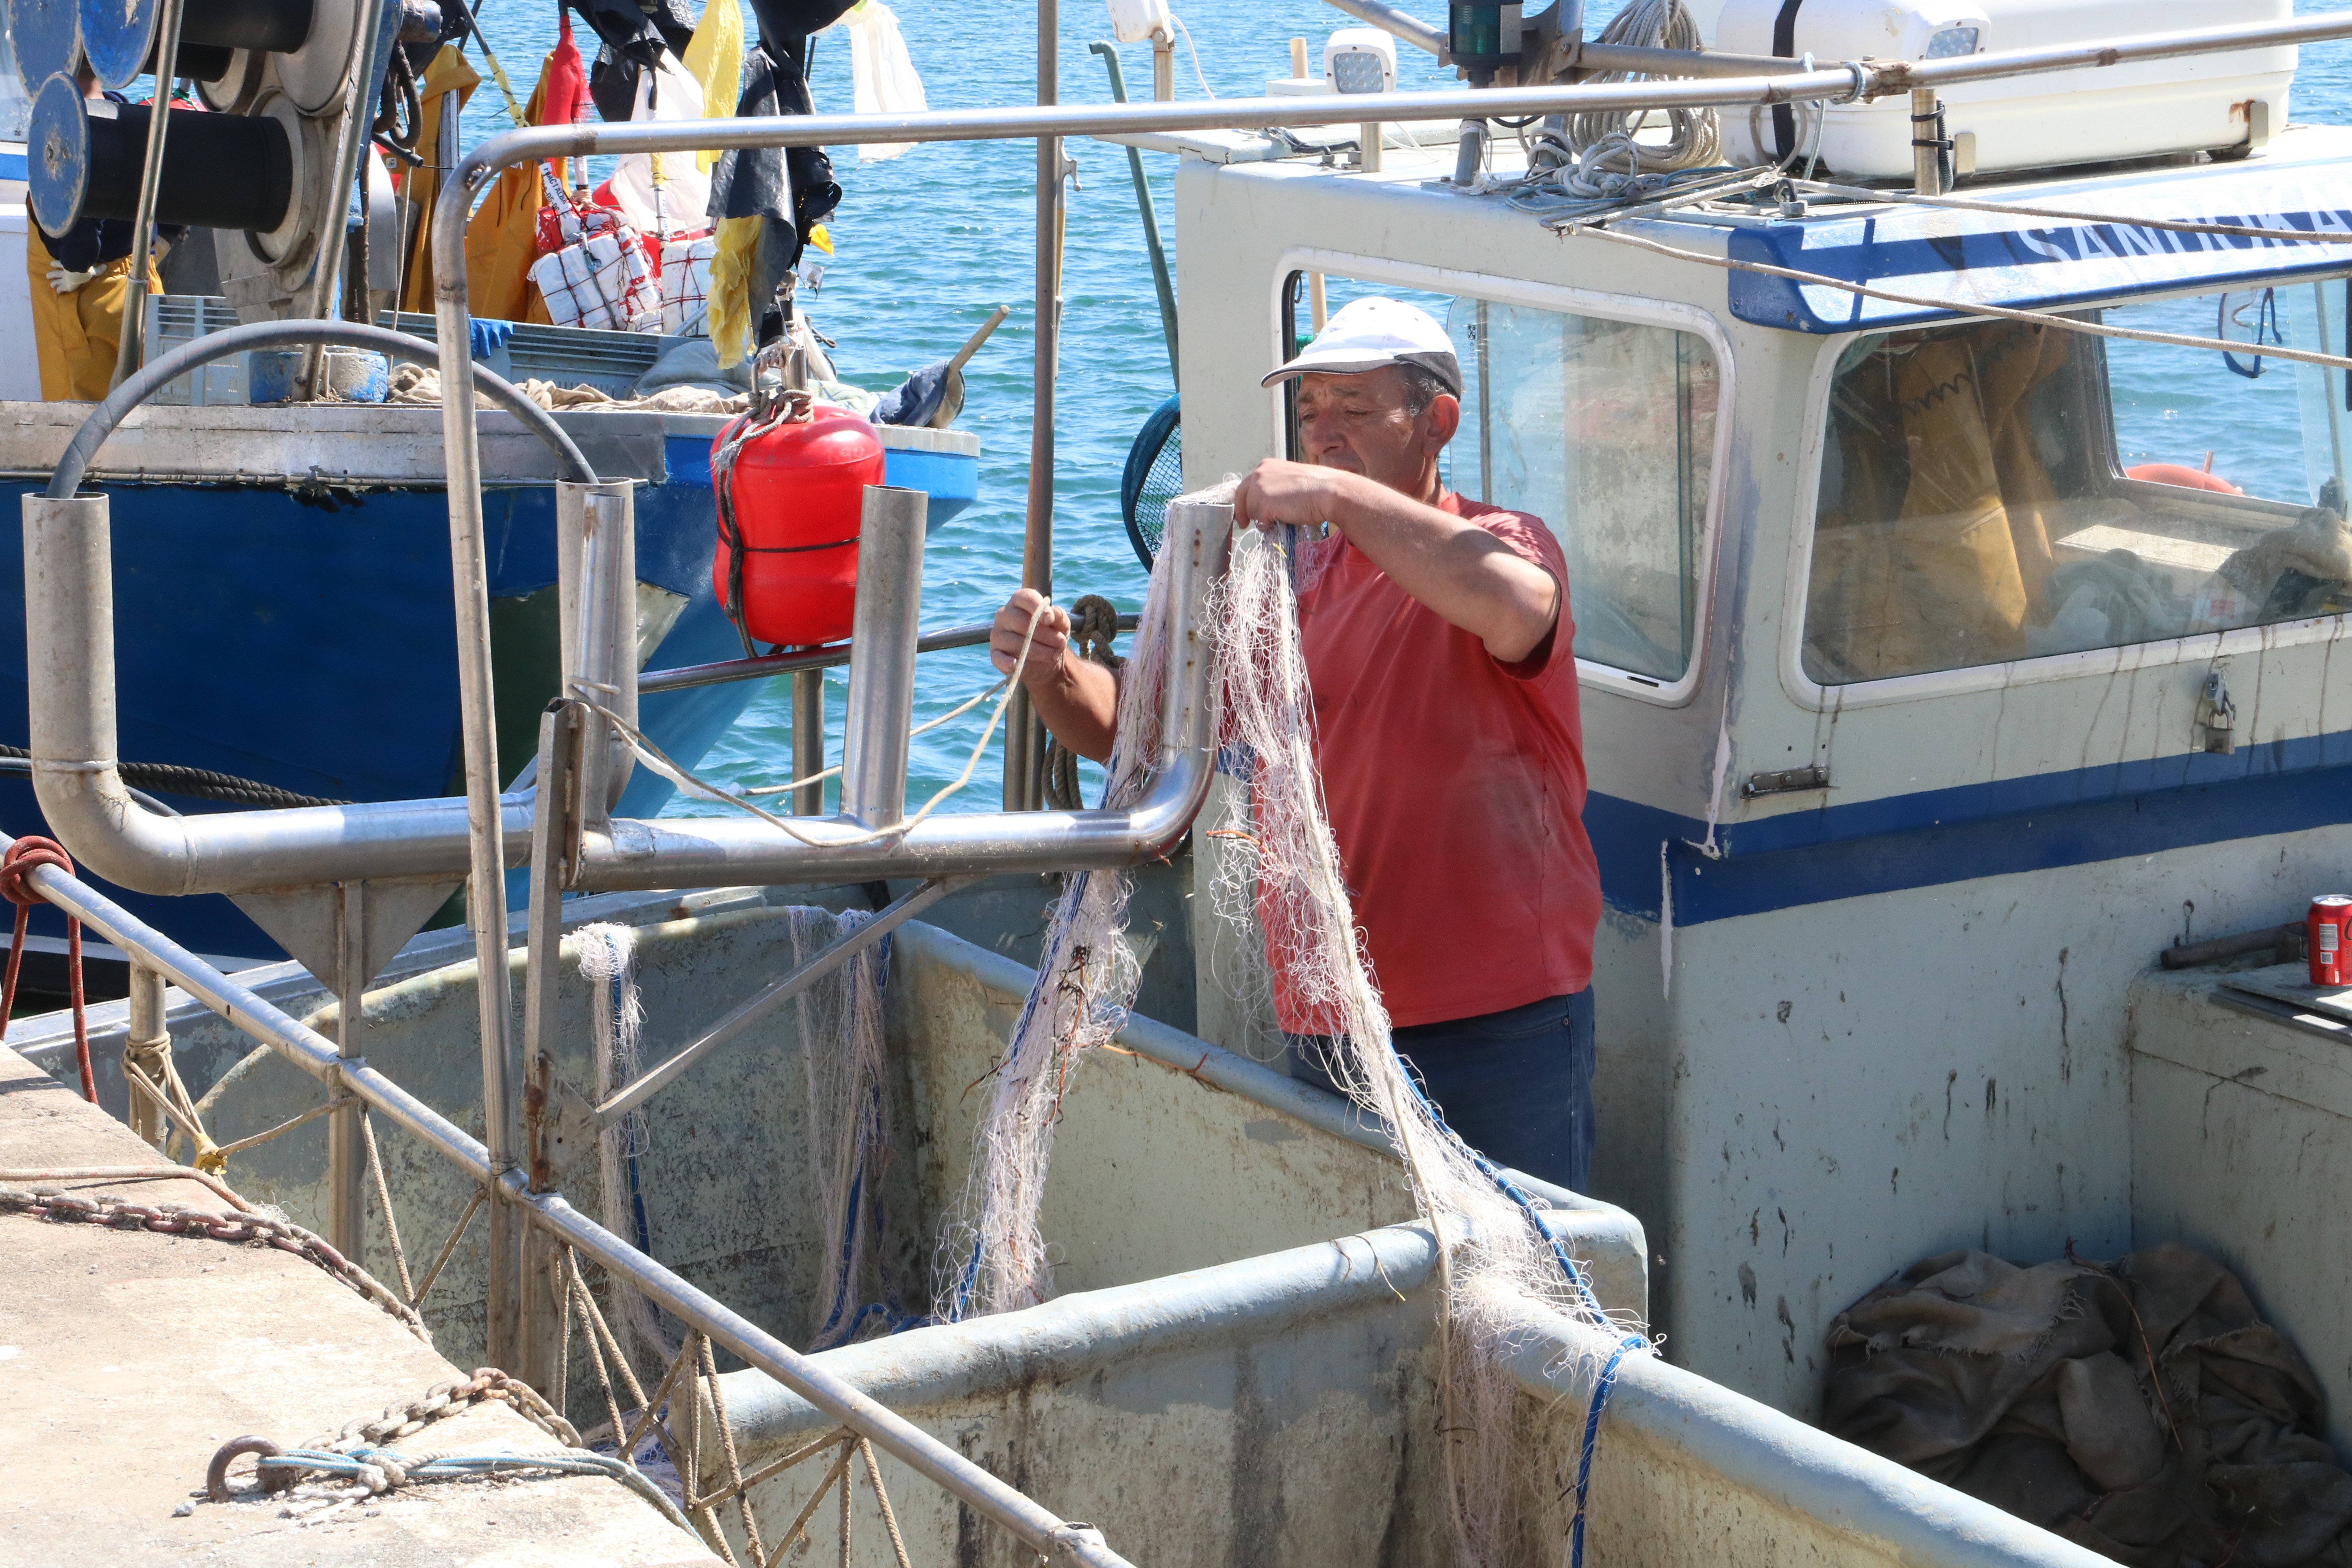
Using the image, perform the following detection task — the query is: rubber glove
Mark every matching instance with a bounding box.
[46,263,96,294]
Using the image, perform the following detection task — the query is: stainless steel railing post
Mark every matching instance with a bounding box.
[839,486,927,830]
[124,963,167,1148]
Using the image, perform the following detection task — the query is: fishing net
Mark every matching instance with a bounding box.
[578,921,677,1374]
[936,488,1651,1565]
[931,516,1177,1320]
[788,905,898,1348]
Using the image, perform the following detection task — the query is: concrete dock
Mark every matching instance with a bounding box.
[0,1042,721,1567]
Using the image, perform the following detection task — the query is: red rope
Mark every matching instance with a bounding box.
[0,837,91,1102]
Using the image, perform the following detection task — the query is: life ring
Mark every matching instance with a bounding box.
[2126,462,2244,496]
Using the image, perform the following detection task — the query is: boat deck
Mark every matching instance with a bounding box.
[0,1043,717,1567]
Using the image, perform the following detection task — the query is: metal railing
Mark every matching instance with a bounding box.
[4,836,1128,1565]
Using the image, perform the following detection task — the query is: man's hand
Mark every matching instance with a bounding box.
[1233,458,1354,533]
[989,587,1119,763]
[46,263,96,294]
[989,587,1073,687]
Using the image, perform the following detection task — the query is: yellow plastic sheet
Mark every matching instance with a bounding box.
[682,0,745,173]
[708,214,762,368]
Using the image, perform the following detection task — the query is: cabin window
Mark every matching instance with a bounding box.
[1285,273,1719,683]
[1802,285,2352,686]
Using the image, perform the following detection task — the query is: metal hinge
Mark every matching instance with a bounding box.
[1741,765,1830,799]
[2195,670,2237,755]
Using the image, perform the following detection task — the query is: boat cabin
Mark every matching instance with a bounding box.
[1168,109,2352,1424]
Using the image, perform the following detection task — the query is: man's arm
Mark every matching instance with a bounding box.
[990,588,1120,762]
[1232,460,1560,663]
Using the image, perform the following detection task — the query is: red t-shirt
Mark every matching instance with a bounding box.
[1269,493,1601,1033]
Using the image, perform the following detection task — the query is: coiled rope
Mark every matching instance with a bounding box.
[0,744,349,810]
[0,836,89,1101]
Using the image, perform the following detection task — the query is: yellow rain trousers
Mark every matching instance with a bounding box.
[27,224,161,402]
[396,46,482,314]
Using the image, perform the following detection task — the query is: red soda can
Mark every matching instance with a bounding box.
[2312,897,2352,987]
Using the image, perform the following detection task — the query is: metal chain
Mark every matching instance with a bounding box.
[302,1365,580,1454]
[0,1185,430,1343]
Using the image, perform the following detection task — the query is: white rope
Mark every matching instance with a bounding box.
[1559,0,1719,178]
[587,602,1050,847]
[740,681,1002,799]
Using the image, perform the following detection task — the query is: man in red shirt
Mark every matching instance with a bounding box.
[990,297,1604,1190]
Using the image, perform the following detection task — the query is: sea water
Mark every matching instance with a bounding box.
[463,0,2352,814]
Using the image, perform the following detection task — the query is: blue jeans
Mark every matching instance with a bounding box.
[1283,988,1597,1193]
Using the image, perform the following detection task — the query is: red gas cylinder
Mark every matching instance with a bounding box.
[711,402,886,647]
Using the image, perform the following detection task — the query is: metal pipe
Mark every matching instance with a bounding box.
[1359,117,1383,172]
[558,481,638,822]
[52,318,596,498]
[326,880,366,1254]
[791,668,826,818]
[639,615,1138,696]
[125,963,166,1148]
[574,496,1232,892]
[22,491,538,892]
[839,486,926,830]
[592,874,969,1129]
[1911,87,1946,196]
[1012,0,1062,814]
[1320,0,1445,56]
[108,0,189,390]
[1152,32,1174,100]
[418,10,2352,191]
[8,837,1140,1568]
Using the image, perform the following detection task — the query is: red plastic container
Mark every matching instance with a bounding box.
[711,405,885,647]
[2312,896,2352,988]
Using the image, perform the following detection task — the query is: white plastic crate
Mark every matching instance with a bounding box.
[143,295,250,405]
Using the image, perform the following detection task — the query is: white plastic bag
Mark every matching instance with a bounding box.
[604,56,710,235]
[834,0,925,163]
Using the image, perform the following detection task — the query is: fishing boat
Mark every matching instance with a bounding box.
[10,0,2352,1565]
[0,8,981,986]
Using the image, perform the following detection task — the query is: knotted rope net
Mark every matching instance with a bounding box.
[935,489,1651,1565]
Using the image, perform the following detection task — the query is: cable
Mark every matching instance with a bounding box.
[1168,15,1215,99]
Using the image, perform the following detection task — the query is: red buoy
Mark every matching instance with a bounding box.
[711,402,886,648]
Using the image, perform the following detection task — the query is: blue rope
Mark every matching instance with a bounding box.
[1380,1036,1646,1568]
[252,1446,693,1535]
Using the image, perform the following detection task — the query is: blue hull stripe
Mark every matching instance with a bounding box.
[1588,732,2352,926]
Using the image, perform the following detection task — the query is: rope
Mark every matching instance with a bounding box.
[0,836,90,1102]
[587,600,1049,847]
[1,1182,430,1341]
[121,1027,225,1174]
[0,745,350,809]
[360,1110,416,1302]
[1042,595,1125,811]
[1554,0,1719,183]
[1565,221,2352,374]
[739,681,1003,800]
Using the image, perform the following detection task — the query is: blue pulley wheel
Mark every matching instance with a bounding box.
[1120,393,1182,571]
[9,0,82,96]
[28,72,91,241]
[28,70,293,238]
[80,0,158,88]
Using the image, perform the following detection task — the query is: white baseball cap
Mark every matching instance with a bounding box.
[1261,296,1463,399]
